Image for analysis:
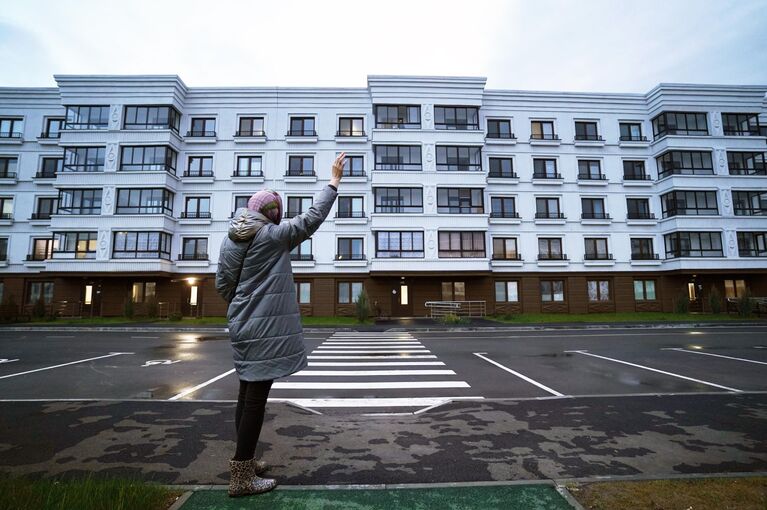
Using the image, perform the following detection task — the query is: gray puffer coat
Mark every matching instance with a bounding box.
[215,185,337,381]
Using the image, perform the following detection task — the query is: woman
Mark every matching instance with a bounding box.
[215,152,345,497]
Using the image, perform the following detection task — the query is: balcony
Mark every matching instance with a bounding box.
[286,129,318,143]
[489,211,520,219]
[574,134,605,147]
[487,171,519,181]
[577,173,608,186]
[37,131,61,145]
[485,132,517,145]
[0,171,18,183]
[585,252,614,261]
[632,253,661,261]
[627,212,656,220]
[335,130,368,143]
[284,170,317,182]
[622,173,653,186]
[532,172,563,184]
[30,212,53,221]
[233,130,267,143]
[0,132,23,145]
[734,208,767,216]
[185,130,217,143]
[729,167,766,176]
[178,253,209,261]
[182,170,214,181]
[529,133,561,146]
[179,212,211,219]
[618,134,650,147]
[534,212,566,225]
[34,171,57,179]
[739,249,767,258]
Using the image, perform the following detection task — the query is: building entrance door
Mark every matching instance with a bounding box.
[390,283,413,317]
[181,282,200,317]
[81,281,102,317]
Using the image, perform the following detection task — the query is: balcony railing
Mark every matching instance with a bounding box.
[489,211,520,218]
[739,249,767,257]
[491,253,523,260]
[51,250,97,259]
[530,133,560,140]
[0,213,11,220]
[179,211,212,219]
[435,122,480,130]
[729,167,767,176]
[631,253,661,260]
[119,164,176,174]
[62,164,103,173]
[486,132,517,140]
[0,132,23,139]
[581,212,611,220]
[335,253,366,260]
[627,212,656,219]
[538,253,568,260]
[183,170,214,178]
[0,171,18,179]
[178,253,209,261]
[575,134,603,141]
[231,171,263,178]
[436,163,482,172]
[285,170,316,177]
[658,168,715,179]
[186,130,216,137]
[488,171,518,178]
[290,254,314,261]
[26,253,50,261]
[39,132,61,139]
[335,211,366,219]
[578,173,607,180]
[30,212,53,220]
[375,163,422,171]
[34,171,57,179]
[535,212,565,219]
[375,122,420,129]
[234,130,266,137]
[286,130,317,136]
[723,129,762,136]
[342,169,366,177]
[734,208,767,216]
[585,252,614,260]
[619,135,648,142]
[533,172,562,179]
[336,130,366,137]
[623,173,652,181]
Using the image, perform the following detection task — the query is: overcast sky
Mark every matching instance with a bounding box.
[1,0,766,92]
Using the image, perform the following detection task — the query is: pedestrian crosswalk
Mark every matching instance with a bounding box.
[270,331,482,411]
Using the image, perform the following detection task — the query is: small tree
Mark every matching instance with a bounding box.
[32,296,46,319]
[123,298,135,319]
[708,286,722,314]
[355,291,370,323]
[674,293,690,314]
[0,293,17,322]
[737,288,754,317]
[145,297,158,319]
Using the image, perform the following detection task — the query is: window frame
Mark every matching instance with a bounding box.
[64,106,109,130]
[656,150,714,178]
[336,237,365,260]
[115,188,174,215]
[120,145,177,173]
[56,188,102,215]
[123,105,181,132]
[434,105,480,130]
[436,188,484,214]
[437,231,486,258]
[375,231,425,258]
[237,116,265,137]
[337,116,365,137]
[288,116,316,136]
[112,231,173,260]
[652,111,709,138]
[540,280,565,302]
[374,145,422,171]
[373,187,423,214]
[435,145,482,172]
[661,190,719,217]
[62,146,106,173]
[492,237,520,260]
[494,280,519,302]
[374,105,421,129]
[287,155,315,176]
[186,155,214,177]
[664,231,724,258]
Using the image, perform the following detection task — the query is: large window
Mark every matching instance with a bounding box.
[722,113,760,136]
[52,232,97,259]
[38,157,62,178]
[375,231,424,258]
[584,238,611,260]
[627,198,653,219]
[587,280,611,301]
[188,118,216,137]
[237,117,265,137]
[492,238,519,260]
[181,238,208,260]
[724,279,747,299]
[62,147,105,172]
[664,231,723,258]
[290,239,312,261]
[733,191,767,216]
[487,119,514,139]
[737,232,767,257]
[619,122,645,141]
[631,238,657,260]
[661,190,718,217]
[495,281,519,302]
[123,106,180,131]
[490,197,517,218]
[533,159,560,179]
[115,188,173,215]
[441,282,466,301]
[374,105,420,129]
[183,196,211,219]
[538,238,564,260]
[234,156,262,177]
[286,196,312,218]
[434,106,479,130]
[535,197,562,219]
[27,281,54,304]
[337,117,364,137]
[623,160,649,180]
[336,238,365,260]
[0,157,17,178]
[0,118,22,138]
[33,197,57,220]
[436,146,482,171]
[131,282,156,303]
[531,120,557,140]
[727,151,766,176]
[581,198,608,219]
[342,155,365,176]
[437,188,484,214]
[0,198,11,220]
[656,150,714,178]
[186,156,213,177]
[287,155,314,176]
[295,282,311,304]
[288,117,316,136]
[112,231,172,259]
[337,196,364,218]
[120,146,177,173]
[541,280,565,302]
[64,106,109,130]
[338,282,364,304]
[575,121,600,141]
[634,280,656,301]
[30,238,55,261]
[578,160,604,180]
[488,157,516,178]
[374,187,422,213]
[57,189,102,215]
[438,231,485,258]
[42,118,64,139]
[374,145,422,171]
[652,112,708,138]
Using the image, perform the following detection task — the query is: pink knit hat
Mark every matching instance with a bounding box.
[247,189,283,224]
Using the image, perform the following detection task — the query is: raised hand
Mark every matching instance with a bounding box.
[330,152,346,188]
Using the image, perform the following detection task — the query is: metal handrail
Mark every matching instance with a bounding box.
[425,300,486,318]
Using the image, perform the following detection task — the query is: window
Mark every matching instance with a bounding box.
[123,106,180,131]
[233,195,250,212]
[438,232,485,258]
[52,232,97,259]
[585,238,610,260]
[722,113,760,136]
[38,157,62,178]
[64,106,109,130]
[619,122,645,141]
[581,198,608,219]
[652,112,708,138]
[30,238,55,260]
[42,118,64,138]
[288,117,316,136]
[0,197,12,220]
[337,117,364,136]
[724,279,747,299]
[533,159,560,179]
[631,238,657,260]
[664,231,723,258]
[656,150,714,178]
[287,155,314,176]
[434,106,479,130]
[62,147,105,172]
[578,160,604,180]
[131,282,156,303]
[234,156,262,177]
[183,196,211,219]
[492,238,519,260]
[487,119,514,139]
[374,187,422,213]
[441,282,466,301]
[112,231,172,259]
[375,231,424,258]
[115,188,173,215]
[490,197,517,218]
[120,146,177,173]
[737,232,767,257]
[290,239,312,261]
[374,105,420,129]
[495,281,519,302]
[587,280,611,301]
[488,158,515,178]
[0,157,17,178]
[337,196,364,218]
[286,196,312,218]
[535,197,562,219]
[33,197,57,220]
[0,118,22,139]
[541,280,565,302]
[634,280,656,301]
[531,120,557,140]
[0,238,7,261]
[295,282,311,304]
[57,189,102,215]
[575,121,600,141]
[181,238,208,260]
[733,191,767,216]
[727,152,766,176]
[538,238,564,260]
[627,198,653,219]
[623,160,649,180]
[437,188,484,214]
[188,118,216,137]
[186,156,213,177]
[27,281,54,304]
[336,238,364,260]
[661,191,718,217]
[237,117,265,137]
[374,145,422,171]
[338,282,364,304]
[342,155,365,177]
[436,146,482,171]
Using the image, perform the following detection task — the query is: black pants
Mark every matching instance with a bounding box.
[234,379,273,461]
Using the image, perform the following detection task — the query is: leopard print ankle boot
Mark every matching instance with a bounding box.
[229,458,277,497]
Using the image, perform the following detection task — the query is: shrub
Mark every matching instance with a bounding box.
[438,313,469,325]
[123,299,134,319]
[168,312,183,321]
[674,293,690,314]
[355,291,370,323]
[708,286,722,314]
[0,293,17,322]
[31,297,46,319]
[737,288,754,317]
[145,298,158,319]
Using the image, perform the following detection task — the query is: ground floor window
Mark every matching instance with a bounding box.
[441,281,466,301]
[724,279,747,299]
[541,280,565,302]
[634,280,656,301]
[131,282,156,303]
[295,282,311,304]
[27,281,54,304]
[495,281,519,302]
[587,280,611,301]
[338,282,363,304]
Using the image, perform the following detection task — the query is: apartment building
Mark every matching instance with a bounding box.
[0,75,765,317]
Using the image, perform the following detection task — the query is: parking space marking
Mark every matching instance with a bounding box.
[293,369,456,377]
[662,347,767,366]
[472,352,565,397]
[168,368,236,401]
[0,359,19,364]
[45,336,75,339]
[272,381,471,390]
[570,350,742,392]
[0,352,134,380]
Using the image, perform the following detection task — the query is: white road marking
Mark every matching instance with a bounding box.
[755,346,767,349]
[45,336,75,339]
[663,347,767,366]
[270,397,484,408]
[0,352,134,380]
[312,350,430,354]
[308,361,445,367]
[0,359,19,364]
[322,341,422,345]
[473,352,564,397]
[571,350,742,392]
[142,360,181,367]
[273,381,470,389]
[131,336,159,339]
[316,345,423,350]
[168,369,236,400]
[308,355,438,359]
[292,369,456,377]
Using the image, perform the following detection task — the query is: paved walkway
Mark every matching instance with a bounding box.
[1,393,765,485]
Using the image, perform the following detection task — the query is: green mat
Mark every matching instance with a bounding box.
[180,485,573,510]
